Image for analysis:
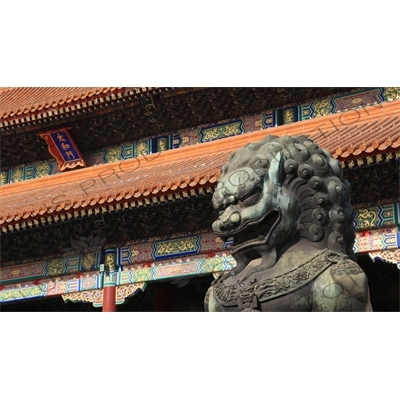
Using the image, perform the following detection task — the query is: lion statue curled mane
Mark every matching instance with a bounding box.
[205,134,372,312]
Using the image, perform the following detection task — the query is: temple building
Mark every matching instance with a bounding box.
[0,87,399,311]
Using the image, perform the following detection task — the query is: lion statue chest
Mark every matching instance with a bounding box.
[205,245,371,312]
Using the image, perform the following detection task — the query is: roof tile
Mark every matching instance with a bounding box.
[0,87,164,121]
[2,99,400,227]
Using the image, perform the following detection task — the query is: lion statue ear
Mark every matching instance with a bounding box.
[269,151,286,186]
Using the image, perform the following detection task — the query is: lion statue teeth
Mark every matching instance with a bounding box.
[204,134,373,312]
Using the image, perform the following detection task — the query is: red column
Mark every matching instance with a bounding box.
[102,284,117,312]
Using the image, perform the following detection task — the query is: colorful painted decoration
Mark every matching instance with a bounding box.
[2,87,399,186]
[368,249,400,269]
[62,282,147,307]
[0,252,235,303]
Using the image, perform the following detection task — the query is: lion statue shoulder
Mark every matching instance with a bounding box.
[204,134,373,312]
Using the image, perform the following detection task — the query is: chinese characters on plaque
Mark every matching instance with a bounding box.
[38,128,86,171]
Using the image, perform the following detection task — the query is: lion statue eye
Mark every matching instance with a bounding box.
[241,189,262,207]
[254,159,269,169]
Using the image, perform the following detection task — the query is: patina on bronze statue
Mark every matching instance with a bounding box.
[204,135,372,312]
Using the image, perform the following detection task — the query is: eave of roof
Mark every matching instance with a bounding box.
[0,87,172,122]
[1,99,400,228]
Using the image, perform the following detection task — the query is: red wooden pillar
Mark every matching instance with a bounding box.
[103,283,117,312]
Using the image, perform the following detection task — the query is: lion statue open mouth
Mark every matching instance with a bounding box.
[205,134,372,312]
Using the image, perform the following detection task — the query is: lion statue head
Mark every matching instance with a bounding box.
[212,134,354,279]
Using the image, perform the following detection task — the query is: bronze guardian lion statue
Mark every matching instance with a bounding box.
[205,135,372,312]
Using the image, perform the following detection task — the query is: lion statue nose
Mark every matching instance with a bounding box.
[222,195,238,208]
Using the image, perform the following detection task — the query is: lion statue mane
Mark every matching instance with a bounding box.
[205,134,372,312]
